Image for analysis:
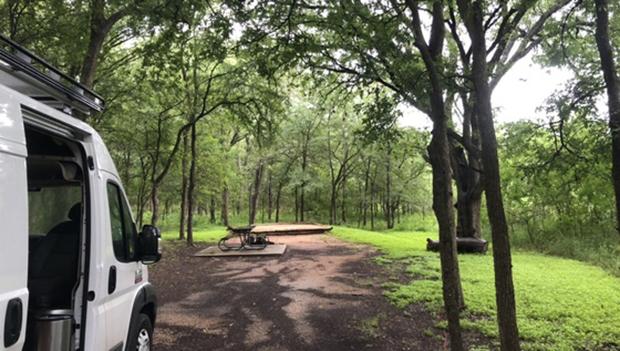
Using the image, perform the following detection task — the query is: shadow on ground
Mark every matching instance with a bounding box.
[150,235,444,351]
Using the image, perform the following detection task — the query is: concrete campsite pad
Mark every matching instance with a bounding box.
[193,244,287,257]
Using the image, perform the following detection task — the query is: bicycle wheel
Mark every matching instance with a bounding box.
[218,237,242,251]
[218,237,231,251]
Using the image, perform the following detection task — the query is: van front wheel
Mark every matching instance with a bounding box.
[127,313,153,351]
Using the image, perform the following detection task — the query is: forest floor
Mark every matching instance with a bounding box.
[149,234,482,350]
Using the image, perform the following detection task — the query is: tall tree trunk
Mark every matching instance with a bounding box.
[209,196,216,224]
[275,185,282,223]
[363,158,371,226]
[122,150,131,189]
[341,167,347,223]
[221,185,229,227]
[135,157,148,228]
[330,183,338,225]
[357,183,364,227]
[267,172,273,221]
[451,142,482,239]
[186,123,197,245]
[452,93,483,239]
[164,198,170,219]
[428,118,465,351]
[370,176,376,231]
[260,185,265,223]
[249,160,264,225]
[179,130,189,240]
[405,2,465,349]
[464,2,520,349]
[300,150,308,222]
[150,184,160,227]
[385,148,393,229]
[236,154,242,217]
[595,0,620,235]
[300,184,305,222]
[455,191,482,238]
[294,186,299,222]
[236,197,241,216]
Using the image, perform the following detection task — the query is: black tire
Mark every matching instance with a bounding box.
[218,237,243,251]
[126,313,153,351]
[218,237,231,251]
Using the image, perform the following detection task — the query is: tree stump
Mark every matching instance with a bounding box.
[426,237,488,253]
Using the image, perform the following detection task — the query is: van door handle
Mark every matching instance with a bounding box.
[108,266,117,294]
[4,297,22,347]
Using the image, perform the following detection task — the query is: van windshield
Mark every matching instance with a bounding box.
[28,185,81,235]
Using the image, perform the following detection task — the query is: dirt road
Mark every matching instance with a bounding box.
[150,235,442,351]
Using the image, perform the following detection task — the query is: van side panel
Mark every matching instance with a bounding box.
[0,101,28,350]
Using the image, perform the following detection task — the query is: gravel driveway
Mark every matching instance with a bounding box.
[149,234,442,351]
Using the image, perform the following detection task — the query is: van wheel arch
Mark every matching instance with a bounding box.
[126,284,157,350]
[140,302,156,327]
[126,313,152,351]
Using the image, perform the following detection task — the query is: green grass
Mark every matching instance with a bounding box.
[509,224,620,277]
[332,226,620,351]
[161,224,226,243]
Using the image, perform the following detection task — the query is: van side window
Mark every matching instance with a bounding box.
[106,182,136,262]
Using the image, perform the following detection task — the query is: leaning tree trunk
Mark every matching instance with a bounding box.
[80,0,126,89]
[467,2,520,349]
[595,0,620,235]
[80,22,107,88]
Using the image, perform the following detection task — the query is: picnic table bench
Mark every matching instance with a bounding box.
[218,225,272,251]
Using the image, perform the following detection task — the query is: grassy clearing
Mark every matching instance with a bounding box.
[509,225,620,277]
[161,225,226,243]
[332,226,620,351]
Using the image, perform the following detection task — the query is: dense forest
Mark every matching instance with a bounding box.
[1,1,619,350]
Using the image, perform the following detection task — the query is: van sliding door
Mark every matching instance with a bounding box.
[0,140,29,350]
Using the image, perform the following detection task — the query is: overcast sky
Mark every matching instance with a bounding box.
[397,54,574,130]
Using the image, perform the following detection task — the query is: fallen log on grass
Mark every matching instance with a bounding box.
[426,237,488,254]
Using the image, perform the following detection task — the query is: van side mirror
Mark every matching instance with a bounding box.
[138,225,161,264]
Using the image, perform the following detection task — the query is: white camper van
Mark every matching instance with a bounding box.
[0,35,161,351]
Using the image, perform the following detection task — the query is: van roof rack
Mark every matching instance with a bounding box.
[0,34,105,115]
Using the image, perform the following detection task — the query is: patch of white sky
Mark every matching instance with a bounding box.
[397,53,574,131]
[397,5,576,131]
